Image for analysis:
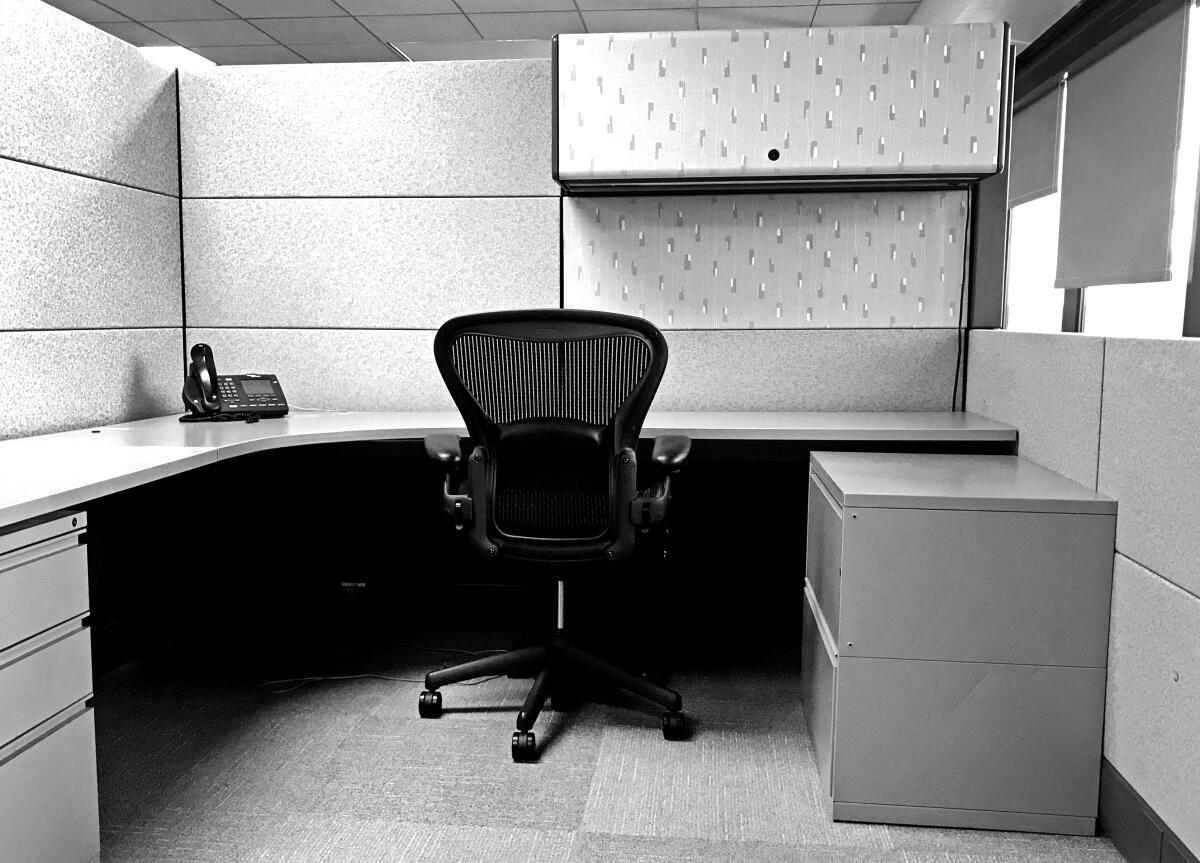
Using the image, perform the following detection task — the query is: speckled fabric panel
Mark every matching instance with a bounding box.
[564,191,968,329]
[178,60,555,198]
[0,328,182,440]
[0,0,178,194]
[183,197,559,329]
[0,159,181,330]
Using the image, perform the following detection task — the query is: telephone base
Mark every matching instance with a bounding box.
[179,412,262,424]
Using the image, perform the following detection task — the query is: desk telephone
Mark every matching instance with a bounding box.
[181,343,288,422]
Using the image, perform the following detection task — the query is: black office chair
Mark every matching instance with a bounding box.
[420,309,691,762]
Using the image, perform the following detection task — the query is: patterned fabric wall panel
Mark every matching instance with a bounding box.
[556,24,1008,182]
[564,190,967,328]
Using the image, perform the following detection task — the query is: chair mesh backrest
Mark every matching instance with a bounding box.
[448,333,652,426]
[434,311,667,547]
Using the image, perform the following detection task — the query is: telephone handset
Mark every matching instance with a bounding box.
[181,343,289,422]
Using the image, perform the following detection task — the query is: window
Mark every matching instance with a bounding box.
[1003,1,1200,339]
[1006,193,1065,332]
[1080,4,1200,337]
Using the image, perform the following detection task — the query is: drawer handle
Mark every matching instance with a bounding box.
[0,535,80,575]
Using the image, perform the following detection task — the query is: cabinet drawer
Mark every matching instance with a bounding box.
[0,542,88,652]
[0,703,100,863]
[833,656,1105,818]
[799,586,837,798]
[805,471,843,643]
[0,621,92,750]
[839,507,1115,665]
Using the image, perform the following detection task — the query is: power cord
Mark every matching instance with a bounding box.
[951,193,973,411]
[256,647,509,694]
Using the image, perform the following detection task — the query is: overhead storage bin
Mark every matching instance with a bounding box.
[554,24,1011,193]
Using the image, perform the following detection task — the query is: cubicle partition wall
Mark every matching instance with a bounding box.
[176,51,969,415]
[1,16,973,434]
[968,330,1200,855]
[0,0,183,440]
[177,60,560,412]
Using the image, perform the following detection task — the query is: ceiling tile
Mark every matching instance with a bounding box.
[250,16,377,43]
[699,6,816,29]
[91,20,175,45]
[697,0,815,5]
[580,9,697,32]
[388,39,552,60]
[151,19,277,46]
[359,14,479,41]
[293,42,401,62]
[193,44,307,63]
[470,11,586,39]
[337,0,458,12]
[824,0,919,4]
[218,0,348,16]
[39,0,129,23]
[811,3,918,26]
[458,0,575,11]
[101,0,235,20]
[577,0,696,9]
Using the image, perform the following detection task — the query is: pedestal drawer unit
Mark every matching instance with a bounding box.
[800,453,1116,835]
[0,511,99,863]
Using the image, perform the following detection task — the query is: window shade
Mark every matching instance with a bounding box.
[1054,9,1187,289]
[1008,82,1064,207]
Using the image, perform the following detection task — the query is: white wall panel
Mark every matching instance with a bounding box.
[966,330,1103,489]
[0,159,181,330]
[0,0,178,194]
[179,60,556,197]
[1099,338,1200,597]
[656,328,959,410]
[1104,554,1200,854]
[184,197,559,328]
[185,328,454,412]
[0,329,182,440]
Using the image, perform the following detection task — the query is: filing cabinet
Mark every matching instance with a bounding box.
[800,452,1117,835]
[0,511,99,863]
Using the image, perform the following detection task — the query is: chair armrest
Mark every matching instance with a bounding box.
[424,432,463,469]
[631,437,689,529]
[652,435,691,473]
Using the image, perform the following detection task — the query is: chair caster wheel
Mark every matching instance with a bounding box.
[662,711,686,740]
[418,690,442,718]
[512,730,537,762]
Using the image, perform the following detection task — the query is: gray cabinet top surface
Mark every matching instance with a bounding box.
[810,452,1116,515]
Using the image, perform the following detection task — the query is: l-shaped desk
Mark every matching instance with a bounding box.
[0,409,1017,530]
[0,409,1019,863]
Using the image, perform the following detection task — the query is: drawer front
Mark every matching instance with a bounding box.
[800,587,837,798]
[0,543,88,652]
[839,507,1115,666]
[833,656,1105,817]
[805,471,843,642]
[0,623,93,749]
[0,511,85,558]
[0,706,100,863]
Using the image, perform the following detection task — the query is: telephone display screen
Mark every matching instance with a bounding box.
[241,380,275,396]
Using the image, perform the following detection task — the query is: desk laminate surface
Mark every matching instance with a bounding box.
[810,451,1116,515]
[0,410,1015,529]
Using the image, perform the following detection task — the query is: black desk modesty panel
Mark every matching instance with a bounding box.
[0,409,1016,530]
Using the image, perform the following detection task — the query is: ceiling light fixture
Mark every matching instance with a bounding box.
[139,46,215,70]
